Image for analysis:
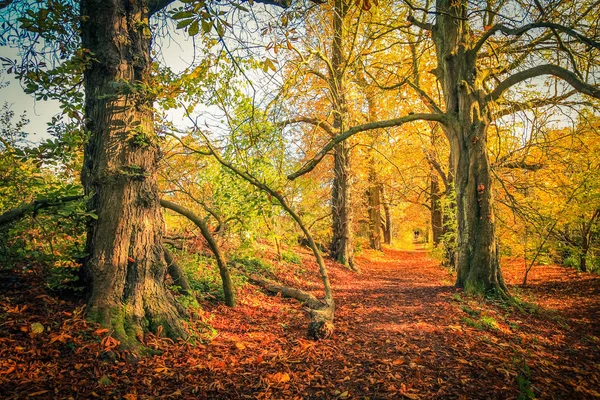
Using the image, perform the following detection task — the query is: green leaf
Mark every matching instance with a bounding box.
[172,11,194,20]
[188,20,199,36]
[202,19,213,33]
[176,18,194,29]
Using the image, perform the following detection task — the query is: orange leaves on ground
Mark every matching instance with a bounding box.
[1,249,600,398]
[266,371,291,384]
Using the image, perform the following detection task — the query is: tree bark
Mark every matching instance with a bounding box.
[432,0,508,296]
[381,184,392,245]
[367,170,382,250]
[430,173,443,246]
[163,246,191,296]
[80,0,187,347]
[331,141,355,268]
[329,0,355,270]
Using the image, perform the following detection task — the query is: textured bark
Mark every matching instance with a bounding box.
[329,0,355,269]
[381,185,392,245]
[432,0,508,296]
[367,172,382,250]
[430,174,443,246]
[331,141,355,268]
[80,0,187,347]
[163,246,191,296]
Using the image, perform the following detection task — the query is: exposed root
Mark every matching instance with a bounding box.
[248,274,334,340]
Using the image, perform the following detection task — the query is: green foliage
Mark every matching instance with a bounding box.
[281,249,301,264]
[516,362,535,400]
[232,255,274,276]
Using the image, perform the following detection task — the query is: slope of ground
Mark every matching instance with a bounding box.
[1,247,599,399]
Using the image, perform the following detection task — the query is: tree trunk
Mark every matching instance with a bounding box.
[160,199,236,307]
[430,173,443,246]
[451,130,508,295]
[163,246,191,296]
[367,169,382,250]
[80,0,187,347]
[433,0,508,296]
[580,225,589,272]
[331,141,355,268]
[329,0,355,270]
[381,184,392,245]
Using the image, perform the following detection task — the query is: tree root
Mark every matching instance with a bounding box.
[248,274,334,340]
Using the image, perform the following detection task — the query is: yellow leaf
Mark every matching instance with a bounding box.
[235,342,246,351]
[339,391,349,398]
[31,322,44,334]
[279,372,290,383]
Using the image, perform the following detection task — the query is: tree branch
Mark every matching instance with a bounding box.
[472,21,600,55]
[0,196,84,227]
[160,199,236,307]
[407,15,434,31]
[278,117,335,137]
[488,64,600,102]
[287,113,449,180]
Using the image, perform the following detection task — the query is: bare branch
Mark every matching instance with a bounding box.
[472,22,600,55]
[278,117,335,137]
[489,64,600,103]
[407,15,433,31]
[288,113,449,180]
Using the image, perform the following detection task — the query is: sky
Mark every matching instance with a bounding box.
[0,0,285,145]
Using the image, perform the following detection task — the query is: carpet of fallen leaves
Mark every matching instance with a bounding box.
[1,247,599,399]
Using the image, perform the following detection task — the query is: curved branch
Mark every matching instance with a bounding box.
[472,22,600,55]
[488,64,600,103]
[288,113,449,180]
[160,199,236,307]
[0,196,84,227]
[493,89,578,119]
[278,117,335,137]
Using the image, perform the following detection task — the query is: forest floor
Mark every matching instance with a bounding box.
[1,246,600,399]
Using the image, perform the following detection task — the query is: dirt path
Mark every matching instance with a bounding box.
[1,248,599,399]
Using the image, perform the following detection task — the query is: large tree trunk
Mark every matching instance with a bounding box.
[331,141,355,268]
[451,130,508,295]
[80,0,187,347]
[433,0,508,296]
[329,0,355,269]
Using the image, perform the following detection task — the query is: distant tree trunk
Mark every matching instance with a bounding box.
[367,173,382,250]
[80,0,187,347]
[329,0,355,269]
[381,184,392,245]
[430,173,443,246]
[580,210,600,272]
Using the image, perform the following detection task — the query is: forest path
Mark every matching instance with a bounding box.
[2,247,600,399]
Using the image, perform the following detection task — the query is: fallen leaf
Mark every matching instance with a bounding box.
[30,322,44,334]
